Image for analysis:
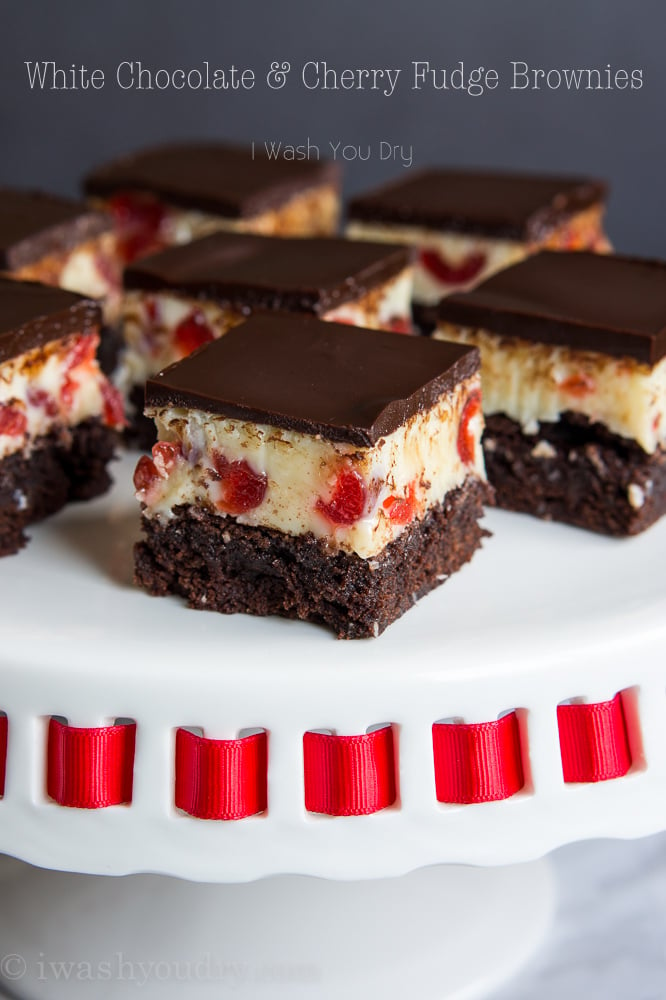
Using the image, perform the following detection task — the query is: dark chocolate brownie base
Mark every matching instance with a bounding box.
[135,477,490,639]
[0,418,117,556]
[484,412,666,536]
[125,384,157,451]
[412,302,439,336]
[97,323,125,377]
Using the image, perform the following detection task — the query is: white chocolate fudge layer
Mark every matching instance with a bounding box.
[348,206,610,305]
[119,268,413,397]
[135,372,485,559]
[119,293,243,398]
[324,268,412,329]
[435,325,666,454]
[166,184,341,241]
[0,331,124,460]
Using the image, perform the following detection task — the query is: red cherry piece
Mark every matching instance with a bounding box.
[27,388,58,417]
[60,375,76,412]
[93,251,121,295]
[173,313,216,358]
[152,441,181,477]
[317,469,367,525]
[211,450,229,478]
[66,335,97,372]
[100,380,126,428]
[420,249,486,286]
[146,297,160,326]
[119,232,157,263]
[558,373,596,398]
[0,403,27,437]
[133,455,159,494]
[386,315,413,335]
[383,482,417,525]
[60,336,98,410]
[214,455,267,515]
[109,193,167,263]
[457,390,483,465]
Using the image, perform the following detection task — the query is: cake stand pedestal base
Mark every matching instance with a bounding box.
[0,855,553,999]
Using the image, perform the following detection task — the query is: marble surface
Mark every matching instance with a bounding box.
[492,832,666,1000]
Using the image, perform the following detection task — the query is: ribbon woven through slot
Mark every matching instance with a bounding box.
[303,726,396,816]
[175,728,268,820]
[432,712,524,804]
[47,718,136,808]
[557,693,631,782]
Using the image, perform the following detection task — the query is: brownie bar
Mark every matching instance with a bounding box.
[85,142,341,263]
[347,169,610,313]
[123,233,411,314]
[0,189,111,271]
[484,413,666,536]
[0,189,120,314]
[85,143,339,219]
[0,279,124,554]
[135,478,489,639]
[134,314,489,635]
[348,169,607,241]
[435,252,666,534]
[0,418,116,556]
[439,252,666,364]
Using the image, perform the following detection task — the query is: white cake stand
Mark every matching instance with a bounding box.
[0,452,664,998]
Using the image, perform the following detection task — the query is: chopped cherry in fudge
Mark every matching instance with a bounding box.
[108,192,167,263]
[457,391,483,465]
[173,312,216,358]
[420,249,486,286]
[0,404,27,437]
[212,452,268,515]
[316,469,367,525]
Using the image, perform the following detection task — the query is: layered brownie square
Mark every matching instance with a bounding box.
[435,251,666,535]
[0,278,125,555]
[84,143,341,263]
[120,232,414,442]
[134,314,490,638]
[347,169,610,326]
[0,188,121,306]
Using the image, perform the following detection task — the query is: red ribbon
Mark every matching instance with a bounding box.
[47,718,136,808]
[432,712,524,804]
[0,714,7,797]
[175,728,267,820]
[558,693,631,782]
[303,726,396,816]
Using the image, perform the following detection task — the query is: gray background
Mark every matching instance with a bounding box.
[1,0,664,255]
[1,6,665,998]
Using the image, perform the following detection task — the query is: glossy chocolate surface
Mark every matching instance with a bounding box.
[438,251,666,364]
[0,189,111,270]
[146,313,478,445]
[0,277,100,363]
[348,169,607,240]
[85,143,340,218]
[124,232,411,312]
